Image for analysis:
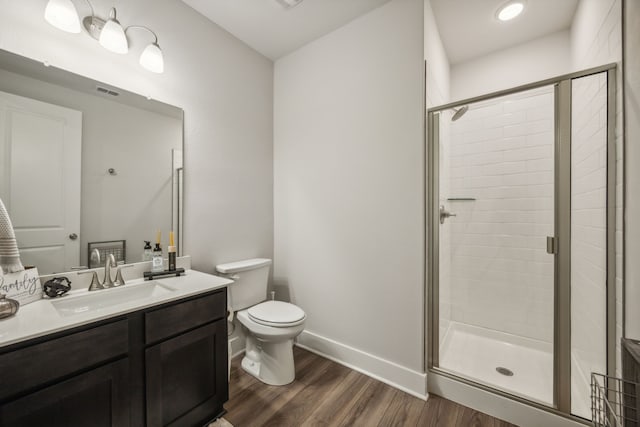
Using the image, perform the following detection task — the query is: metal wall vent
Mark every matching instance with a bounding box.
[96,86,120,97]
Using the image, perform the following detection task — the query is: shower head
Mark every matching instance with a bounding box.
[451,105,468,121]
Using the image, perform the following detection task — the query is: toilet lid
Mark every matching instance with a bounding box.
[248,301,306,326]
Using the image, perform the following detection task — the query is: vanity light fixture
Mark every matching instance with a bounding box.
[44,0,164,73]
[98,8,127,54]
[44,0,81,33]
[496,1,525,21]
[132,27,164,73]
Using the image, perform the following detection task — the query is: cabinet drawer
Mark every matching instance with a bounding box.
[145,290,226,344]
[0,319,128,400]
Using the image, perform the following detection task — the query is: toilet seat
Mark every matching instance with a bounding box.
[248,301,306,327]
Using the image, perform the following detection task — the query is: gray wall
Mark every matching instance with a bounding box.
[274,0,426,395]
[624,0,640,340]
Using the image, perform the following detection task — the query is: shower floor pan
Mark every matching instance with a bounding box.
[439,322,553,406]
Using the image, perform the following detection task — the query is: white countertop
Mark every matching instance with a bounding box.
[0,269,232,348]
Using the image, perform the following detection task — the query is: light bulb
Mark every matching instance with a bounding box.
[139,42,164,73]
[99,8,128,54]
[44,0,81,33]
[497,2,525,21]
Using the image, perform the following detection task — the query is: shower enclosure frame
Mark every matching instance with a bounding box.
[426,63,618,421]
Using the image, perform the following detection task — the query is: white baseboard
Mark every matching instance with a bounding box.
[295,330,427,399]
[229,336,246,359]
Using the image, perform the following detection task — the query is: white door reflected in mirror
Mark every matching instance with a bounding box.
[0,90,81,274]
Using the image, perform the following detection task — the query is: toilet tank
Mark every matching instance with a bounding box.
[216,258,272,311]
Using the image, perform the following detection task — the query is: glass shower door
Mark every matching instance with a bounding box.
[432,85,557,405]
[428,67,617,421]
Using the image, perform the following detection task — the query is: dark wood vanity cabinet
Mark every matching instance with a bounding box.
[145,291,228,427]
[0,287,228,427]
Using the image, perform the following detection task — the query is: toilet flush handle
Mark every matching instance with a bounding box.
[216,272,239,280]
[270,291,275,301]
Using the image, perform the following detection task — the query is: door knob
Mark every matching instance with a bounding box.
[69,233,78,240]
[439,205,457,224]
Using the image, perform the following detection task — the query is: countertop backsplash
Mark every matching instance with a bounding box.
[39,256,193,298]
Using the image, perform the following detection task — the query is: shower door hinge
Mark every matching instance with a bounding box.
[546,236,557,254]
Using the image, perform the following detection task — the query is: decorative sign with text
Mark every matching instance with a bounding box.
[0,268,42,306]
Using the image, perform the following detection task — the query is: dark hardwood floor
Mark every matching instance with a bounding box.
[225,346,517,427]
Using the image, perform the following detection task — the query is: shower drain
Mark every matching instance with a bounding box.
[496,367,514,376]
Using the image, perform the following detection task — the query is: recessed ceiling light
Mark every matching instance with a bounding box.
[497,1,525,21]
[275,0,304,9]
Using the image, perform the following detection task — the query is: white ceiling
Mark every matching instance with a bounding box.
[182,0,579,64]
[182,0,392,60]
[430,0,580,64]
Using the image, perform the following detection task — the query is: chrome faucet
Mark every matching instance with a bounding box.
[77,249,106,291]
[78,255,130,291]
[102,254,117,288]
[90,248,101,268]
[79,270,102,291]
[114,264,133,287]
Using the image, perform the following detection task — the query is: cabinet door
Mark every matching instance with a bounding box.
[0,358,129,427]
[146,320,227,427]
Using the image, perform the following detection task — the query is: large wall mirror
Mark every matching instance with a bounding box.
[0,49,183,275]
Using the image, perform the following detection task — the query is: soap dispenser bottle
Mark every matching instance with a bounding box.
[152,243,163,272]
[151,231,163,272]
[143,241,153,262]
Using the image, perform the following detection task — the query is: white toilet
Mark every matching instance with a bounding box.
[216,258,306,386]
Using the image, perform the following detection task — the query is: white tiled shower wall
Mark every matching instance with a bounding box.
[570,72,608,416]
[438,119,451,345]
[445,88,555,343]
[570,0,623,378]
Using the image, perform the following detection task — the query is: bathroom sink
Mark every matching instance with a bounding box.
[51,281,176,317]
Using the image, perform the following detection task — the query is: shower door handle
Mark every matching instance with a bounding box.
[439,205,456,224]
[546,236,557,254]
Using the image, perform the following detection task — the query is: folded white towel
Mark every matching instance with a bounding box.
[0,197,24,274]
